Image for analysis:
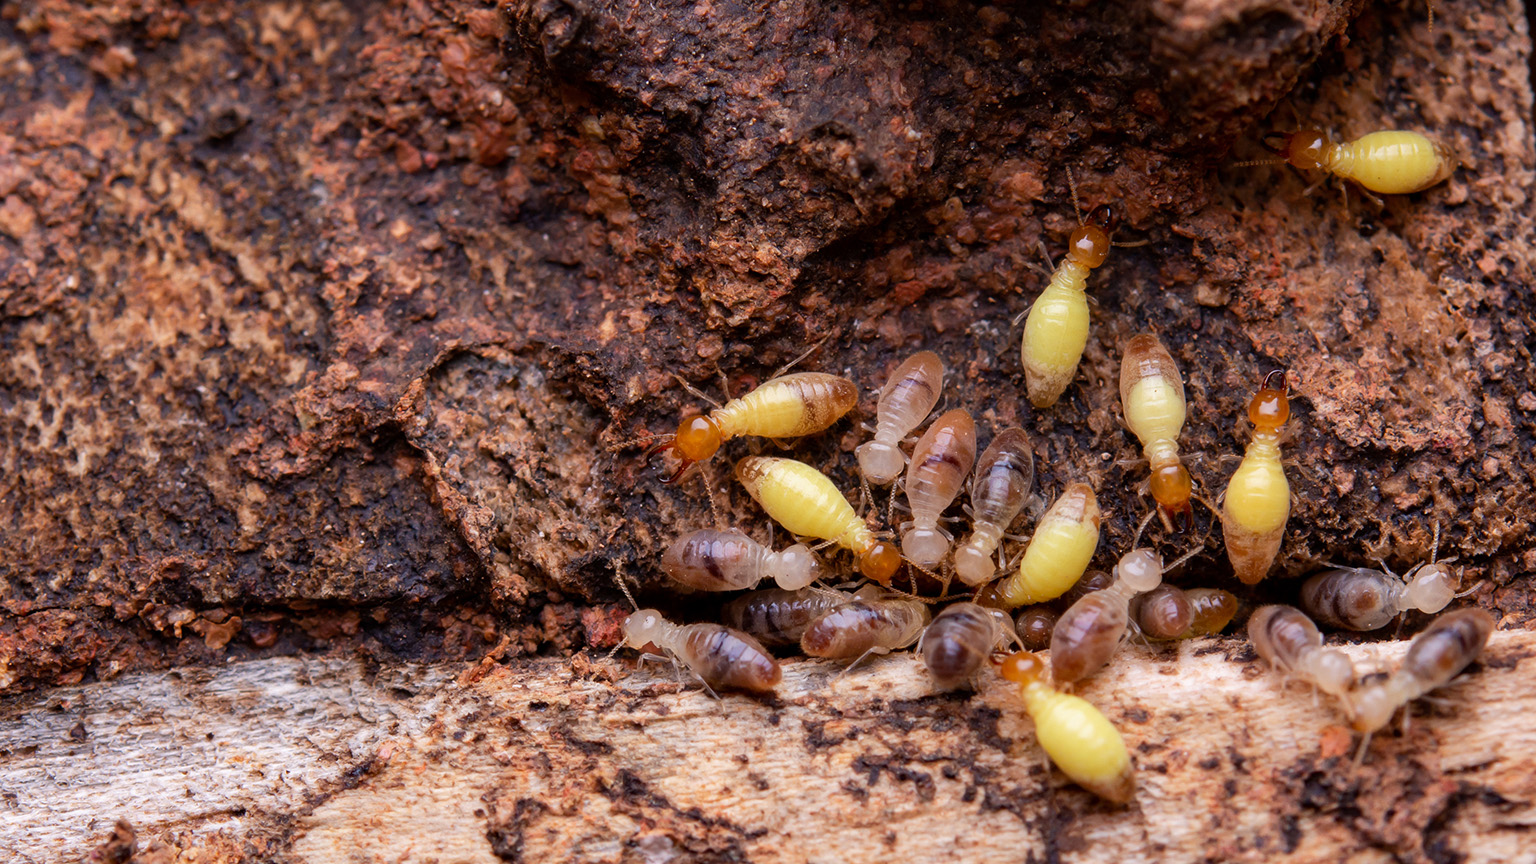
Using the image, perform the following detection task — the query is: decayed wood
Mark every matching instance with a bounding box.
[5,630,1533,864]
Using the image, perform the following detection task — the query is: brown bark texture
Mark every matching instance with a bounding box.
[1,0,1534,859]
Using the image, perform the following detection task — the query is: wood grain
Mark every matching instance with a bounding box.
[4,628,1533,863]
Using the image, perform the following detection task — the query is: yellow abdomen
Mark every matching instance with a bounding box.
[1332,131,1456,195]
[1222,439,1289,534]
[735,457,870,552]
[1021,265,1091,408]
[714,373,858,440]
[1124,377,1185,451]
[998,483,1100,607]
[1022,683,1135,803]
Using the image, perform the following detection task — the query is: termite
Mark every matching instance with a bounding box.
[1050,546,1200,686]
[987,483,1101,608]
[1019,170,1135,408]
[997,651,1136,804]
[1221,370,1291,585]
[721,586,853,648]
[1242,128,1457,197]
[799,586,931,663]
[954,428,1036,586]
[661,529,822,592]
[1348,607,1495,734]
[1014,607,1059,651]
[1120,333,1193,528]
[1300,524,1465,631]
[735,456,902,583]
[620,609,782,695]
[1133,586,1239,640]
[902,408,978,567]
[1246,605,1355,704]
[919,602,1015,690]
[646,373,858,482]
[857,351,945,486]
[1300,564,1459,633]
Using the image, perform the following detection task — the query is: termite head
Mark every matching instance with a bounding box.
[774,544,822,590]
[1404,562,1458,614]
[1263,129,1330,170]
[1249,371,1290,431]
[1348,681,1396,733]
[623,609,669,651]
[1066,204,1117,269]
[674,415,723,461]
[997,650,1048,685]
[858,541,902,584]
[1150,464,1193,527]
[1115,548,1164,593]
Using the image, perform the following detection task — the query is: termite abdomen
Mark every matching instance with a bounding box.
[721,587,851,648]
[920,602,1009,690]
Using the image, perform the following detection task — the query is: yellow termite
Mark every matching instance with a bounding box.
[1019,176,1121,408]
[997,651,1135,804]
[734,456,902,583]
[646,373,858,482]
[1120,333,1193,527]
[1245,129,1457,196]
[1221,370,1290,585]
[986,483,1101,609]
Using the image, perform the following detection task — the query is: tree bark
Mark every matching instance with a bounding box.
[9,629,1534,864]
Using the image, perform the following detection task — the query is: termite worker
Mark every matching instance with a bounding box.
[954,428,1036,586]
[902,409,978,567]
[1120,333,1193,528]
[621,609,781,694]
[735,456,902,583]
[1247,128,1457,196]
[1349,607,1494,734]
[919,602,1015,690]
[1133,586,1239,640]
[721,586,852,648]
[1221,370,1291,584]
[987,483,1101,609]
[998,651,1136,804]
[1247,605,1355,705]
[799,586,930,663]
[1300,563,1458,632]
[1050,547,1198,686]
[1020,175,1127,408]
[662,529,821,592]
[646,372,858,481]
[857,351,945,486]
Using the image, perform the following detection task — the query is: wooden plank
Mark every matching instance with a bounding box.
[4,630,1533,863]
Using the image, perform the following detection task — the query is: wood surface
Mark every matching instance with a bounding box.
[5,628,1533,864]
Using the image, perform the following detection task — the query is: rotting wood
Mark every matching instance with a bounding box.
[6,630,1533,864]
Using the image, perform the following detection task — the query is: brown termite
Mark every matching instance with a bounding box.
[1348,607,1495,735]
[720,586,853,648]
[643,372,858,482]
[857,351,945,486]
[620,609,782,695]
[1050,546,1201,687]
[954,428,1036,586]
[1134,586,1239,640]
[661,529,821,592]
[919,602,1016,690]
[1014,606,1059,652]
[901,408,978,567]
[1246,605,1355,705]
[800,585,931,666]
[1300,525,1467,632]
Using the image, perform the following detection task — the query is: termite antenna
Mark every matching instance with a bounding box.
[1232,157,1288,168]
[611,562,640,612]
[1066,165,1084,224]
[768,332,838,380]
[1164,543,1205,575]
[1133,508,1158,549]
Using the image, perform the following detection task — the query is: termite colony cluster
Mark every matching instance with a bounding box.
[607,109,1491,802]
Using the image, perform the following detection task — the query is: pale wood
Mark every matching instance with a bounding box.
[3,630,1533,864]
